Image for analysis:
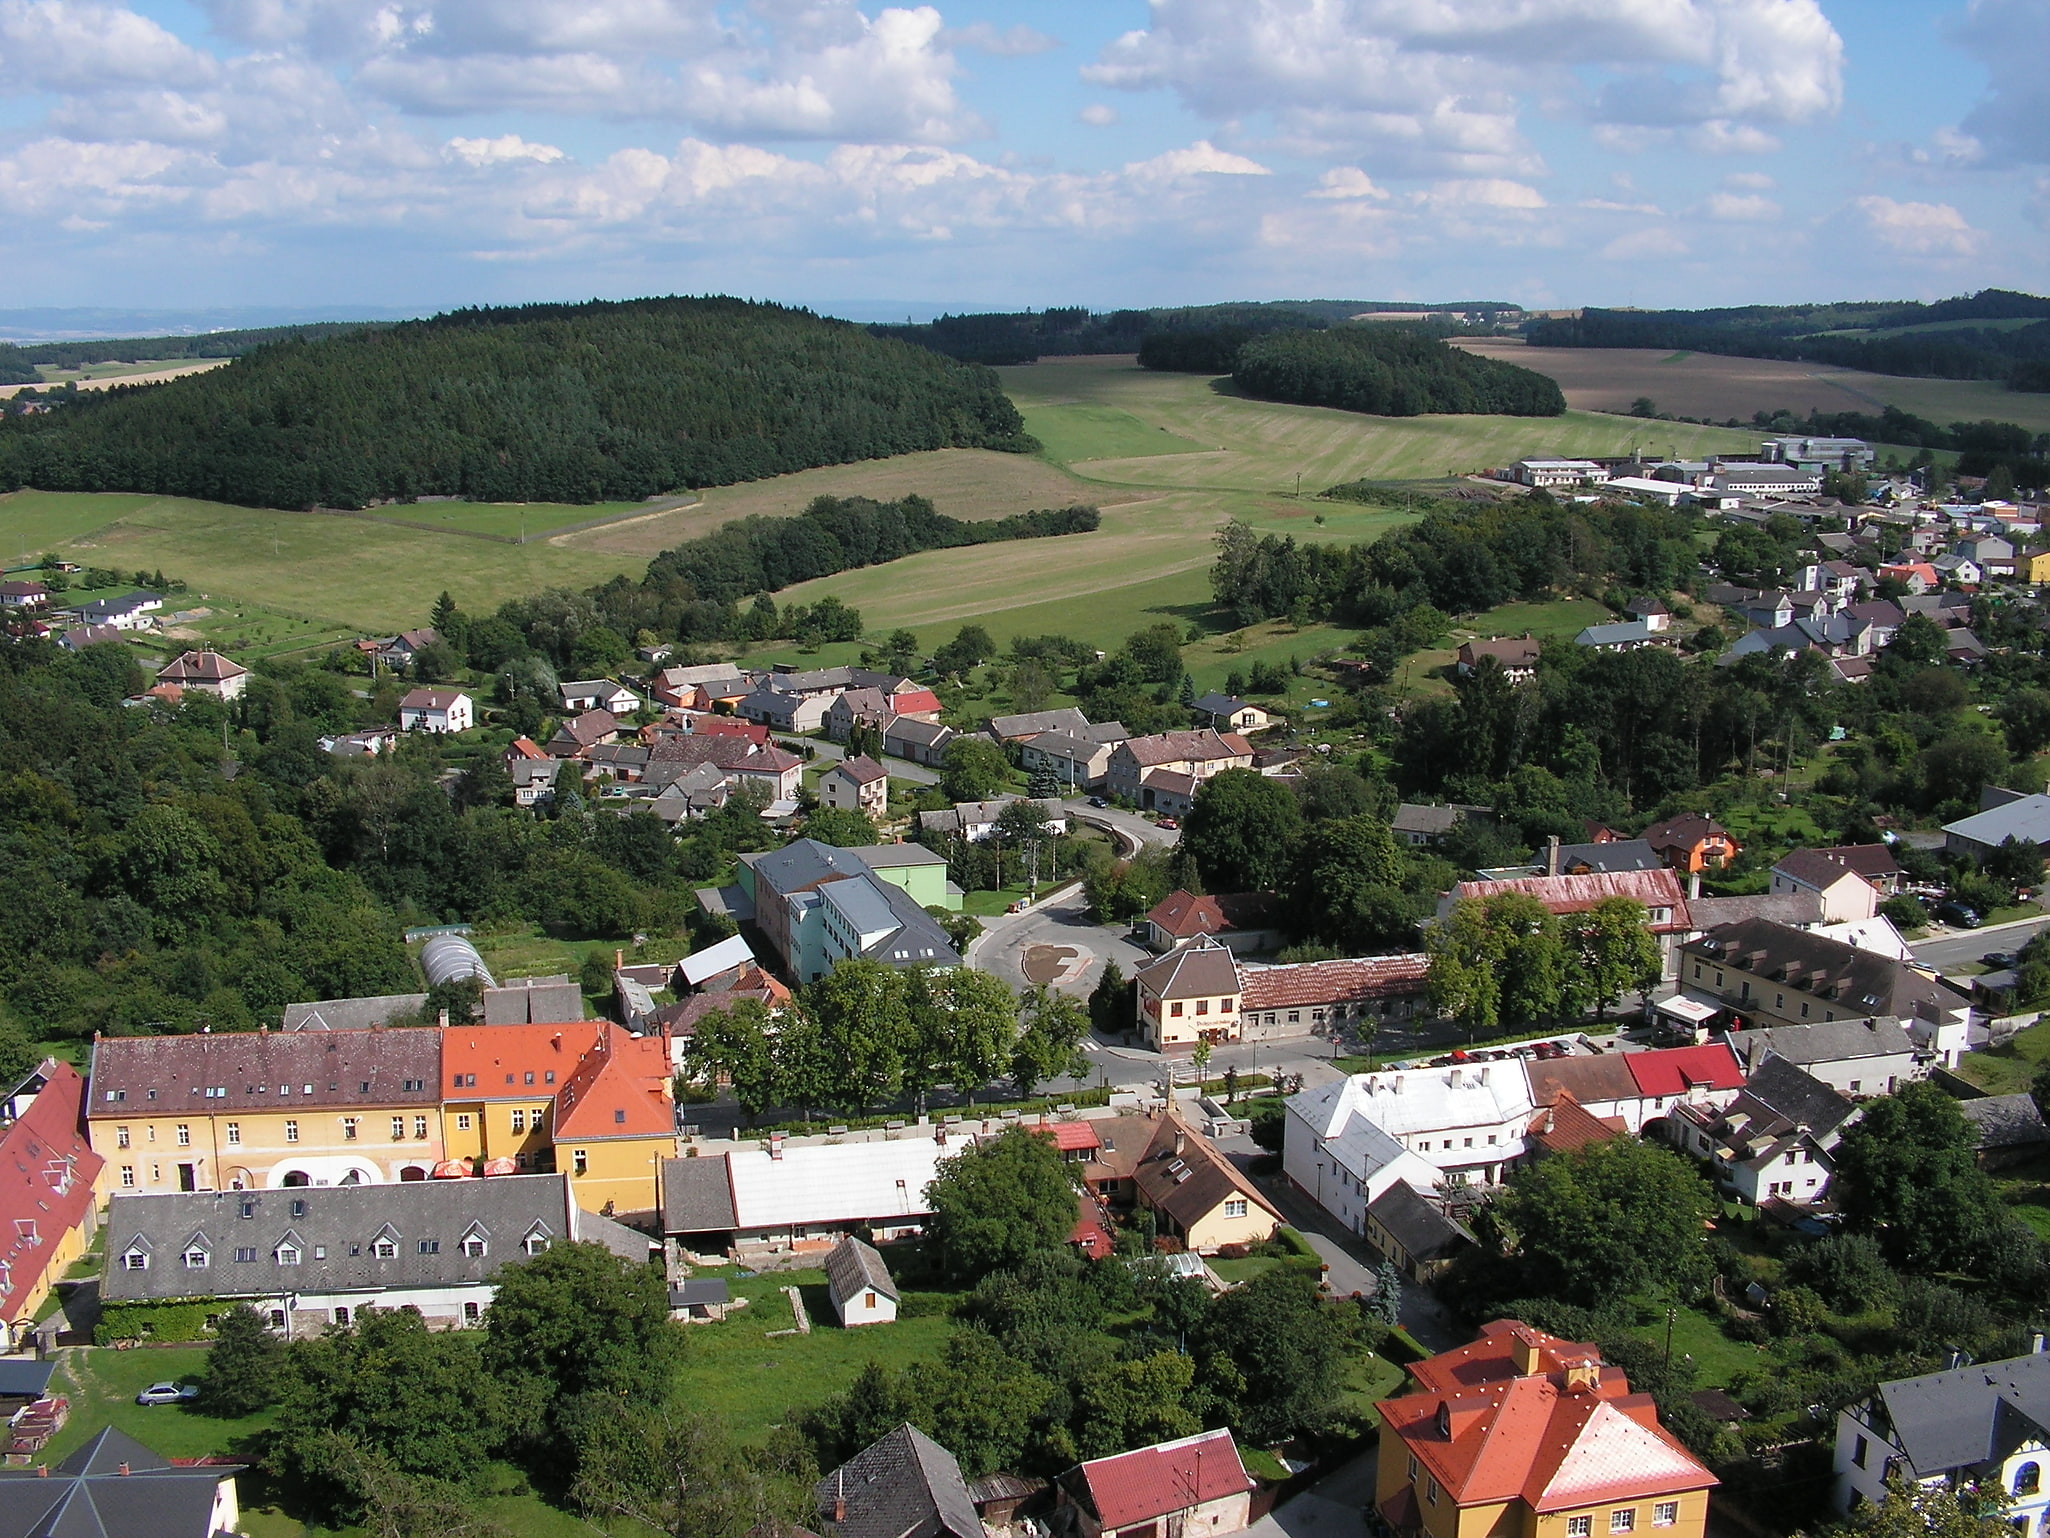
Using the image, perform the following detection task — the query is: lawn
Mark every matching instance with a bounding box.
[669,1267,959,1441]
[1460,598,1614,642]
[449,922,692,983]
[1334,1350,1409,1428]
[44,1343,268,1462]
[1954,1015,2050,1095]
[1615,1302,1769,1393]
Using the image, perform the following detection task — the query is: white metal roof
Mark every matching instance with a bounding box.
[725,1137,958,1229]
[679,934,755,987]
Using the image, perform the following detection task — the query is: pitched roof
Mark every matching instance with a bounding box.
[156,649,247,684]
[550,1026,673,1140]
[1690,918,1950,1025]
[1393,803,1483,837]
[1723,1014,1918,1073]
[1772,846,1893,890]
[1527,1094,1628,1155]
[662,1137,954,1235]
[1686,892,1825,929]
[1958,1093,2050,1152]
[824,1235,899,1307]
[1872,1348,2050,1478]
[659,1153,739,1232]
[554,708,619,746]
[1548,839,1661,874]
[1116,729,1253,767]
[1732,1056,1857,1140]
[831,755,888,786]
[1132,938,1241,1001]
[101,1174,644,1302]
[1069,1429,1252,1530]
[87,1028,441,1118]
[1239,955,1430,1011]
[400,688,469,711]
[1144,890,1284,941]
[1298,1064,1536,1141]
[1522,1053,1640,1109]
[442,1021,603,1098]
[0,1061,103,1326]
[1642,813,1732,853]
[1623,1044,1744,1097]
[0,1426,239,1538]
[1191,692,1263,716]
[884,718,955,748]
[1942,792,2050,850]
[988,707,1091,739]
[280,993,429,1032]
[1131,1116,1280,1234]
[1452,868,1689,928]
[1367,1180,1475,1260]
[816,1424,983,1538]
[649,734,801,775]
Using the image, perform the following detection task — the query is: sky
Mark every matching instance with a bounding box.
[0,0,2045,319]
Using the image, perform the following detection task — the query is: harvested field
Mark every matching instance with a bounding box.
[1453,339,2050,436]
[562,447,1126,558]
[0,358,230,399]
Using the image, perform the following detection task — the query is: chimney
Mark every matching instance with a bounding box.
[2032,1333,2045,1355]
[1479,1065,1490,1084]
[1510,1326,1543,1377]
[1174,1127,1186,1157]
[1687,869,1702,900]
[1391,1075,1403,1094]
[437,1009,449,1028]
[1546,835,1561,877]
[615,948,624,969]
[36,1465,47,1478]
[1565,1359,1601,1393]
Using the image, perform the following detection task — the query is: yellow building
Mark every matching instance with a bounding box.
[1375,1320,1717,1538]
[86,1028,445,1194]
[550,1026,676,1224]
[440,1021,604,1173]
[2027,549,2050,585]
[0,1061,102,1350]
[1129,1114,1281,1255]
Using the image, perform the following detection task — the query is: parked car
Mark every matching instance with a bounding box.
[1155,817,1178,830]
[135,1382,197,1406]
[1087,796,1108,808]
[1933,900,1982,929]
[1982,951,2021,970]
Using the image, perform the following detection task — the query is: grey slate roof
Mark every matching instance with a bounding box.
[1550,839,1661,874]
[1958,1093,2050,1152]
[86,1027,443,1119]
[0,1358,57,1399]
[661,1155,739,1233]
[0,1426,237,1538]
[1686,892,1825,929]
[1724,1016,1917,1074]
[815,1424,984,1538]
[824,1236,900,1308]
[747,839,874,899]
[1873,1349,2050,1478]
[281,993,429,1031]
[671,1277,731,1307]
[988,707,1091,740]
[1688,918,1951,1023]
[1944,792,2050,851]
[1737,1056,1857,1139]
[101,1174,644,1302]
[1367,1182,1473,1266]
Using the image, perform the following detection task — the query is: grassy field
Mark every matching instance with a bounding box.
[1455,339,2050,437]
[1955,1016,2050,1095]
[44,1343,263,1462]
[670,1267,958,1441]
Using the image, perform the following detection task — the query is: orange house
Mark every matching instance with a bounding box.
[1375,1320,1717,1538]
[1641,814,1739,874]
[551,1026,675,1223]
[441,1021,603,1173]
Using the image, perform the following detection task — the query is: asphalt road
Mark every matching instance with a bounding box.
[1061,799,1181,852]
[776,734,941,786]
[1910,912,2050,974]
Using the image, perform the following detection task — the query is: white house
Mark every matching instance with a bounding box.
[398,688,474,733]
[1512,458,1607,489]
[155,650,249,702]
[736,686,833,734]
[560,679,641,715]
[1833,1349,2050,1527]
[1665,1057,1858,1206]
[823,1235,899,1326]
[1281,1078,1446,1237]
[1769,849,1882,924]
[660,1134,963,1254]
[1282,1065,1535,1191]
[76,591,163,631]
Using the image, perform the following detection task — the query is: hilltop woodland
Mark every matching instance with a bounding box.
[0,320,377,386]
[0,297,1034,508]
[1529,288,2050,391]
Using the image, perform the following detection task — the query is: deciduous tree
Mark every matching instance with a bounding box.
[926,1126,1077,1280]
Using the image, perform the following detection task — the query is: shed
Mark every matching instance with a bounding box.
[824,1236,900,1326]
[668,1276,733,1323]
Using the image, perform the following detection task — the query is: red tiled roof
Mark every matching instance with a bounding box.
[505,736,548,760]
[1451,869,1690,930]
[886,689,942,715]
[1119,730,1254,767]
[0,1061,104,1327]
[1074,1429,1252,1529]
[1144,891,1284,941]
[157,650,248,683]
[1623,1044,1744,1098]
[552,1026,673,1139]
[443,1021,603,1098]
[1038,1121,1102,1152]
[1527,1094,1627,1155]
[695,718,771,744]
[1239,955,1430,1011]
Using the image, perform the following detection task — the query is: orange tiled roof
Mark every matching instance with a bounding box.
[1527,1094,1627,1155]
[552,1025,674,1140]
[442,1021,602,1098]
[1380,1320,1715,1514]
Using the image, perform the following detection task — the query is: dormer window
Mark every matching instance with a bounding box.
[461,1225,488,1259]
[276,1244,301,1266]
[182,1245,209,1269]
[121,1246,149,1272]
[522,1223,552,1256]
[373,1235,398,1259]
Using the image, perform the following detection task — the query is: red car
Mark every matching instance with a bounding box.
[1155,817,1178,830]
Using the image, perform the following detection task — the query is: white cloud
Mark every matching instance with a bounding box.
[1079,103,1118,127]
[1723,170,1775,190]
[938,20,1056,57]
[1706,191,1778,221]
[445,134,566,166]
[1085,0,1841,173]
[1601,226,1689,260]
[1308,166,1387,200]
[0,0,217,91]
[1419,178,1545,210]
[1853,196,1984,258]
[1124,140,1268,179]
[1948,0,2050,166]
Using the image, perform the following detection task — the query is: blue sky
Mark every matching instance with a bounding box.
[0,0,2043,317]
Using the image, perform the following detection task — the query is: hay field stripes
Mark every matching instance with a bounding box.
[0,359,231,399]
[1454,338,2050,436]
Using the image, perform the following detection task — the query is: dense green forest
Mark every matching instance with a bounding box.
[1528,289,2050,391]
[872,299,1521,365]
[1229,326,1565,417]
[0,298,1034,507]
[0,321,379,385]
[643,493,1099,604]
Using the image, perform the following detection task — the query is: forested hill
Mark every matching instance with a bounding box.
[1527,289,2050,392]
[0,298,1036,509]
[1231,326,1565,418]
[0,321,380,385]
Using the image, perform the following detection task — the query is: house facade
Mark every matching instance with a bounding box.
[1683,918,1952,1047]
[819,755,889,819]
[398,688,474,733]
[1285,1064,1536,1191]
[156,649,249,701]
[1105,730,1254,809]
[1060,1429,1254,1538]
[0,1061,103,1349]
[824,1235,899,1325]
[1130,1115,1280,1254]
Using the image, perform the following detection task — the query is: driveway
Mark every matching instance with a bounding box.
[974,884,1152,999]
[1241,1449,1378,1538]
[1062,800,1180,854]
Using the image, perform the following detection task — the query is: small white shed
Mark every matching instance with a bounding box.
[824,1236,899,1327]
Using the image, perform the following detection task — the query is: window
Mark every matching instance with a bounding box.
[276,1245,300,1266]
[2017,1465,2042,1498]
[120,1166,135,1187]
[414,1116,428,1139]
[462,1234,487,1258]
[333,1307,350,1326]
[235,1247,257,1263]
[182,1247,208,1269]
[545,1071,555,1085]
[1195,999,1209,1015]
[1407,1456,1418,1482]
[1848,1081,1862,1093]
[290,1199,306,1217]
[116,1126,130,1149]
[1653,1504,1678,1528]
[505,1073,515,1085]
[1224,1199,1248,1218]
[525,1232,551,1255]
[613,1109,627,1125]
[573,1150,588,1176]
[463,1301,481,1324]
[511,1110,526,1134]
[1852,1436,1869,1469]
[1611,1511,1636,1533]
[1170,1002,1183,1017]
[122,1249,148,1271]
[342,1117,359,1141]
[374,1237,397,1259]
[524,1071,536,1085]
[418,1240,439,1255]
[269,1309,287,1329]
[284,1119,299,1143]
[453,1073,476,1088]
[175,1124,191,1146]
[391,1117,405,1140]
[1568,1520,1592,1538]
[225,1123,240,1145]
[1425,1478,1438,1507]
[106,1089,126,1102]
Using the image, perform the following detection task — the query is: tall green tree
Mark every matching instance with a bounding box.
[1559,897,1662,1021]
[1833,1082,2008,1273]
[1195,1270,1353,1443]
[1181,768,1303,893]
[1488,1138,1716,1307]
[686,998,782,1121]
[941,736,1012,802]
[798,960,913,1109]
[1013,984,1090,1095]
[926,1126,1077,1281]
[195,1303,286,1417]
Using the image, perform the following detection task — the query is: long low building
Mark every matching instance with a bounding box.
[1133,936,1433,1052]
[660,1133,964,1254]
[101,1173,647,1335]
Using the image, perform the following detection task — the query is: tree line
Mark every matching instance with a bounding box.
[1528,289,2050,392]
[643,494,1100,605]
[0,297,1036,508]
[1229,326,1565,417]
[0,321,379,386]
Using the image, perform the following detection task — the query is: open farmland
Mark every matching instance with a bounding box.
[1454,338,2050,436]
[0,358,231,399]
